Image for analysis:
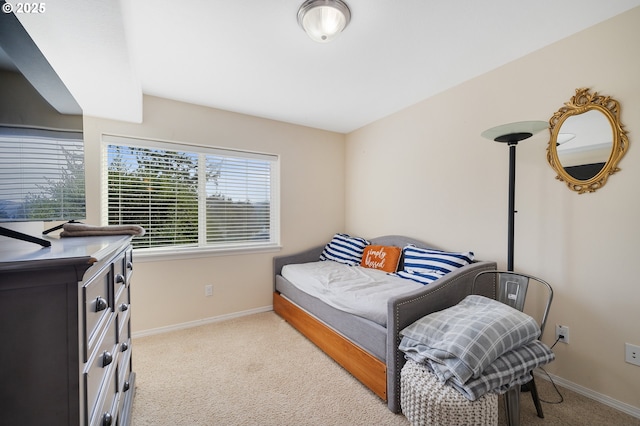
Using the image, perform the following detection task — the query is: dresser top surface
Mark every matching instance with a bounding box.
[0,234,131,270]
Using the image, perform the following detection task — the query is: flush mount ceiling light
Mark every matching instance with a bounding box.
[297,0,351,43]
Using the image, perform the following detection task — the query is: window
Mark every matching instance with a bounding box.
[102,135,279,254]
[0,126,85,222]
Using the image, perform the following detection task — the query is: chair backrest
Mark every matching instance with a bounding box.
[473,270,553,336]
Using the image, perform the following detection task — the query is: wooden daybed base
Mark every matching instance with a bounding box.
[273,291,388,400]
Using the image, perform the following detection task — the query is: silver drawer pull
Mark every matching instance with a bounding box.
[121,342,129,352]
[95,297,108,312]
[102,351,113,367]
[127,261,133,270]
[120,303,129,312]
[102,412,113,426]
[115,274,125,284]
[123,381,130,392]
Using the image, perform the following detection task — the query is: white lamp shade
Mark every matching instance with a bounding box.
[298,0,351,43]
[481,120,548,143]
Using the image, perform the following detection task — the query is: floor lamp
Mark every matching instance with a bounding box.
[481,121,548,271]
[481,120,549,424]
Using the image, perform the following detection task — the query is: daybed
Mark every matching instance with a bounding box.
[273,234,497,413]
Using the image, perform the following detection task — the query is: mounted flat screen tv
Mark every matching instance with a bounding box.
[0,5,85,246]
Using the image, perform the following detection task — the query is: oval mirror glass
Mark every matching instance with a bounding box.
[547,88,629,194]
[556,109,612,180]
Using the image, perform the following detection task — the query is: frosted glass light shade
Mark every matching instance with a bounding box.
[298,0,351,43]
[481,120,548,143]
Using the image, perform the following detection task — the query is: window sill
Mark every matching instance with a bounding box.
[133,243,282,263]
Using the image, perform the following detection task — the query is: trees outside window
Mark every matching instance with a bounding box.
[104,136,279,252]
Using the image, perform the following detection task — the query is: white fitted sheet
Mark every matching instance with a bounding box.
[281,260,422,327]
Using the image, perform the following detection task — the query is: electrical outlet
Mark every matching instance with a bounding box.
[625,343,640,367]
[205,284,213,297]
[555,325,569,344]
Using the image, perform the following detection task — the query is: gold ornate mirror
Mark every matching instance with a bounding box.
[547,88,629,194]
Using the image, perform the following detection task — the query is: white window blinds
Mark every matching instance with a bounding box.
[102,135,279,252]
[0,126,85,222]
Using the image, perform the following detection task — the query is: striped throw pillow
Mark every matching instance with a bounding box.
[397,245,474,285]
[319,233,370,266]
[395,270,445,285]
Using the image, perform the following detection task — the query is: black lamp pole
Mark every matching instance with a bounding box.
[508,142,517,271]
[497,136,530,271]
[482,122,547,271]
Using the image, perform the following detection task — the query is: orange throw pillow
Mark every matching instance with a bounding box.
[361,245,402,273]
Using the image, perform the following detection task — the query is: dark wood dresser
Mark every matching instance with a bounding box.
[0,235,135,426]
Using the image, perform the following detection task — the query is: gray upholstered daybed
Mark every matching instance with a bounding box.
[273,235,497,413]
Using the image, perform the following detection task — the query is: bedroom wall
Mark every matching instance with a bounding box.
[83,95,345,333]
[345,7,640,413]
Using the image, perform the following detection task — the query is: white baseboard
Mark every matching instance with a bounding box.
[536,370,640,419]
[132,305,273,338]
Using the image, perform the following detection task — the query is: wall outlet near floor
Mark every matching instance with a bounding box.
[205,284,213,297]
[625,343,640,367]
[555,325,570,344]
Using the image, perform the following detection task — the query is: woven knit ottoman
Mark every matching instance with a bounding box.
[400,360,498,426]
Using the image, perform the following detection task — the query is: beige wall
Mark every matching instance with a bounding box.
[346,8,640,412]
[83,95,345,332]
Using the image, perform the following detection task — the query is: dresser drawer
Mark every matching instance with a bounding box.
[89,364,119,426]
[118,339,131,387]
[84,315,118,424]
[116,318,132,409]
[124,248,134,283]
[83,263,113,361]
[118,340,132,394]
[112,251,128,298]
[115,285,130,338]
[117,350,133,424]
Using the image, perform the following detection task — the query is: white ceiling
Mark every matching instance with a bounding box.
[10,0,640,133]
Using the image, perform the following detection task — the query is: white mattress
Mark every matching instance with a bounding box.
[281,261,422,327]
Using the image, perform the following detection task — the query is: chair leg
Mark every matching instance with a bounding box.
[504,387,520,426]
[529,377,544,418]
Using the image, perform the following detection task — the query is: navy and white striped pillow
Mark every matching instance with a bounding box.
[397,245,474,285]
[395,270,445,285]
[319,233,370,266]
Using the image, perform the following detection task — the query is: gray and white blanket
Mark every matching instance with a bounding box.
[399,294,555,400]
[401,337,555,400]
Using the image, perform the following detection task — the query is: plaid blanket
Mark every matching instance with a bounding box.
[399,295,541,384]
[401,338,555,400]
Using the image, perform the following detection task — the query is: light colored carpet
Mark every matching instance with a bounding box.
[131,311,639,426]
